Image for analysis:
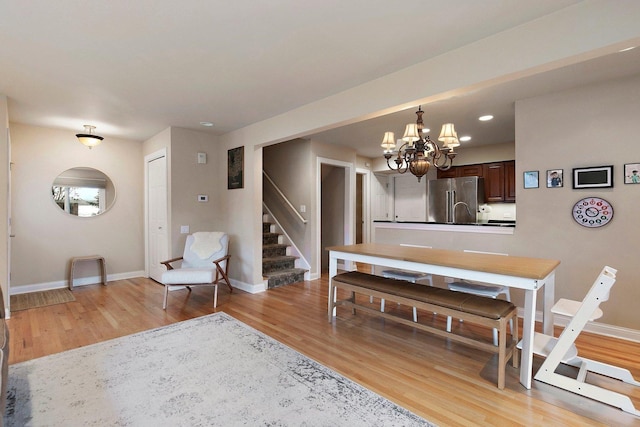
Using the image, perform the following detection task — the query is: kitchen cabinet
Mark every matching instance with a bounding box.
[436,168,457,179]
[436,164,483,178]
[504,160,516,202]
[483,162,506,202]
[437,160,515,202]
[459,164,484,177]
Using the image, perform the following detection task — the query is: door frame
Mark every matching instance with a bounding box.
[316,157,354,274]
[144,148,168,279]
[356,167,371,244]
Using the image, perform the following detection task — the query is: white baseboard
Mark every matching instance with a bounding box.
[231,278,267,294]
[9,270,146,295]
[517,307,640,344]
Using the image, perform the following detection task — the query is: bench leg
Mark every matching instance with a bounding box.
[351,291,356,315]
[498,318,507,389]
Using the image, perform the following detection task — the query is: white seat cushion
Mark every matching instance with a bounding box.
[448,281,506,298]
[161,268,216,285]
[382,269,431,283]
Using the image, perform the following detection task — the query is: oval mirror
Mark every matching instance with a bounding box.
[52,167,116,217]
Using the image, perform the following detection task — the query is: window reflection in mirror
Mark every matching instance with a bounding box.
[52,167,115,217]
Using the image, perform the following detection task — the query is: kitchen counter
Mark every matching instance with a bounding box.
[374,220,515,227]
[373,220,515,234]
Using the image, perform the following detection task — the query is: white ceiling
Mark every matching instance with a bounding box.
[1,0,638,158]
[310,47,640,158]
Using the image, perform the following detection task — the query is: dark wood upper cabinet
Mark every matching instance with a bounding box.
[436,160,515,202]
[483,162,506,202]
[436,168,457,179]
[459,164,484,177]
[504,160,516,202]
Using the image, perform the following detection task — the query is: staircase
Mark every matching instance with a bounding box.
[262,217,307,288]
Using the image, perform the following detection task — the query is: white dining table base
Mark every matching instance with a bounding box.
[327,246,557,390]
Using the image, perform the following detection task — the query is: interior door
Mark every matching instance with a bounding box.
[147,154,168,282]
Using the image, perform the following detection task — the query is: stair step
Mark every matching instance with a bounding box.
[263,243,288,258]
[263,232,280,245]
[262,255,297,274]
[263,268,307,289]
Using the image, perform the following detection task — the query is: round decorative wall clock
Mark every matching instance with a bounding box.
[572,197,613,228]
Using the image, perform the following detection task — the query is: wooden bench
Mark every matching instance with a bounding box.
[329,271,519,389]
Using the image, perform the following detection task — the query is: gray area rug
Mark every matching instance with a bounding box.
[5,312,435,426]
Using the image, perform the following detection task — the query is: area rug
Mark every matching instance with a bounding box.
[9,288,75,312]
[4,312,434,426]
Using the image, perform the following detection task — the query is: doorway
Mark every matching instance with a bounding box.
[317,157,354,273]
[145,149,169,282]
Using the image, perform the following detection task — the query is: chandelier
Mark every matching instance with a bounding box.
[381,106,459,182]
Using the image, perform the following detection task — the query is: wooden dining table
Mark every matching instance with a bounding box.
[327,243,561,389]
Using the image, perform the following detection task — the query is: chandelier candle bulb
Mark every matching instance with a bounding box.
[381,132,396,153]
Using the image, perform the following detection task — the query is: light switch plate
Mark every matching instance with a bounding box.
[180,225,190,234]
[197,152,207,164]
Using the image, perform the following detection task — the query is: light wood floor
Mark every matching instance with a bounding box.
[6,275,640,426]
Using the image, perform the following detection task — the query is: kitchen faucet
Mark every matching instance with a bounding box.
[452,201,472,222]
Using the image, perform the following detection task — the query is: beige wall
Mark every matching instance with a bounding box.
[10,123,145,290]
[167,127,224,256]
[515,74,640,330]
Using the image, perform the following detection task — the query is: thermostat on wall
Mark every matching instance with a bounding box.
[198,195,208,202]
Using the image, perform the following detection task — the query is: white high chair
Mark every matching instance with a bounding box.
[527,266,640,417]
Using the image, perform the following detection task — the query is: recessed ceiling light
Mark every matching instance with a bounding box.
[478,115,493,121]
[459,136,471,142]
[200,121,214,127]
[619,46,636,53]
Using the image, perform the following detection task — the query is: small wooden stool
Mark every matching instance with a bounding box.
[69,256,107,290]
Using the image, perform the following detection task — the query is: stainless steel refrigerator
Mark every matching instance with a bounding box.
[427,176,485,223]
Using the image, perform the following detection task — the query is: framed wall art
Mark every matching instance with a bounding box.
[523,171,539,189]
[227,146,244,189]
[624,163,640,184]
[546,169,563,188]
[572,165,613,189]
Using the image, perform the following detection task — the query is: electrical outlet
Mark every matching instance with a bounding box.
[300,205,306,213]
[180,225,190,234]
[198,195,208,202]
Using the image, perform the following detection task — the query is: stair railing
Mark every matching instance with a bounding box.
[263,171,308,224]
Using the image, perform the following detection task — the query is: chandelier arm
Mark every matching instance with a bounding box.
[386,157,408,174]
[432,149,454,170]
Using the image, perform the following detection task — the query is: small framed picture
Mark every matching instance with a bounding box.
[624,163,640,184]
[523,171,539,189]
[572,165,613,189]
[546,169,563,188]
